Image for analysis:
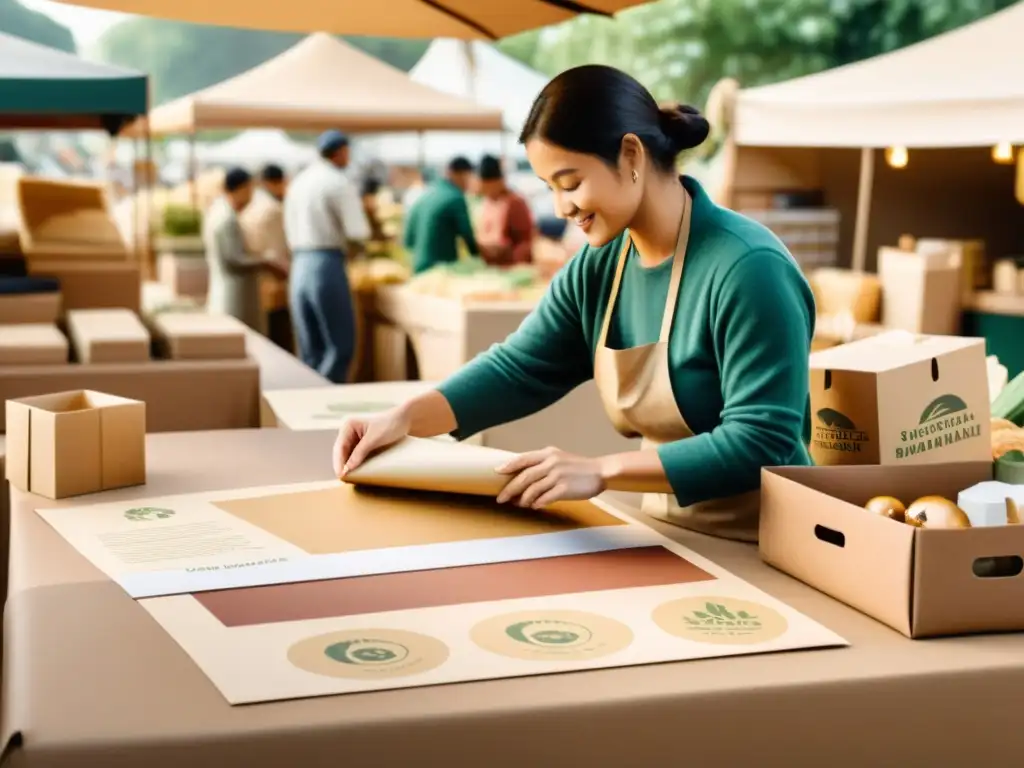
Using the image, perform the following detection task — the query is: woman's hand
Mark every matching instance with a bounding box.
[495,447,608,508]
[333,408,412,478]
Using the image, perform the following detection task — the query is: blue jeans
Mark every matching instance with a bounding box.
[289,249,355,383]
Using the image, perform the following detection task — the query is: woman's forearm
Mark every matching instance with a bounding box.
[599,449,675,494]
[397,390,458,438]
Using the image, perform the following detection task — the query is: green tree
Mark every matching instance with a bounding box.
[93,20,429,105]
[0,0,76,53]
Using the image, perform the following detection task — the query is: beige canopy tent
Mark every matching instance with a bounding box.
[52,0,653,40]
[122,34,504,137]
[715,3,1024,271]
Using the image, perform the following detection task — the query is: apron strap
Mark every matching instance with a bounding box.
[596,234,633,348]
[658,190,693,344]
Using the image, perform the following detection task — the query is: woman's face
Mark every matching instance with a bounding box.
[526,138,642,247]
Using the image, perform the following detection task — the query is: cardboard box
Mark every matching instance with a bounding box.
[878,246,961,335]
[157,252,208,299]
[16,178,128,261]
[760,462,1024,638]
[28,261,142,314]
[67,308,151,364]
[5,390,145,499]
[0,323,68,365]
[151,311,247,360]
[809,332,991,466]
[0,358,260,434]
[0,291,61,324]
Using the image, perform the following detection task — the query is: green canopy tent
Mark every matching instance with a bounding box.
[0,31,147,132]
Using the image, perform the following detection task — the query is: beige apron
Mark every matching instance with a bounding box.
[593,192,760,542]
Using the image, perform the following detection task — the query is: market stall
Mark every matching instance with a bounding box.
[712,2,1024,365]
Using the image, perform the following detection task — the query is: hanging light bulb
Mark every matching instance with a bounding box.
[992,141,1015,165]
[885,146,909,169]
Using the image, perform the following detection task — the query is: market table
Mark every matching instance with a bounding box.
[242,328,329,391]
[4,429,1024,768]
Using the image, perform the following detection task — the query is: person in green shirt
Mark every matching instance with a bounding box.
[403,156,480,274]
[335,65,815,542]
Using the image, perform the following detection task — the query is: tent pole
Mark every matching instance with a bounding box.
[189,132,198,211]
[417,131,425,171]
[851,147,875,273]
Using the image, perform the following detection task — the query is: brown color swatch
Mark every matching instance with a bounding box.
[212,484,623,555]
[194,545,716,627]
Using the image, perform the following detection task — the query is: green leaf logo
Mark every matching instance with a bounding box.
[323,639,410,666]
[505,620,592,647]
[816,407,855,430]
[124,507,175,522]
[919,394,968,424]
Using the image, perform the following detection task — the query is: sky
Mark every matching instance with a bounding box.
[18,0,129,48]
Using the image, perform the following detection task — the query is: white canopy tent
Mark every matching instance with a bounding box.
[201,129,316,171]
[725,3,1024,270]
[355,39,549,167]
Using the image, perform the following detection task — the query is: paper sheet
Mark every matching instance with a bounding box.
[140,539,849,705]
[37,477,641,598]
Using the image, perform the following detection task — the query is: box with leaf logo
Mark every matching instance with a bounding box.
[809,332,991,466]
[5,389,145,499]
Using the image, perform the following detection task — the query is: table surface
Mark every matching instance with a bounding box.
[243,329,328,391]
[5,429,1024,768]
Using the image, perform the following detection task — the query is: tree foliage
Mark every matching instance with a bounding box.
[0,0,76,52]
[93,20,429,105]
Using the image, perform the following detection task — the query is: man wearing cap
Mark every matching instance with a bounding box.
[204,167,286,334]
[475,154,535,267]
[403,156,480,275]
[283,130,371,383]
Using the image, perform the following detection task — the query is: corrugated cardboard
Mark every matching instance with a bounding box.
[152,312,247,360]
[0,358,260,433]
[878,246,961,335]
[28,261,141,314]
[16,178,128,261]
[66,308,151,364]
[809,332,991,466]
[0,292,61,324]
[5,390,145,499]
[760,462,1024,638]
[0,323,68,365]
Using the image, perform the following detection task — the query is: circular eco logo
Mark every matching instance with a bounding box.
[123,507,175,522]
[471,610,633,661]
[652,597,788,645]
[287,629,449,680]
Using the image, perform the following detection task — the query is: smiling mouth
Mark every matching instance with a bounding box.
[575,213,595,230]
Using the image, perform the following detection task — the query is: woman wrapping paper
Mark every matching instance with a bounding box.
[333,65,815,543]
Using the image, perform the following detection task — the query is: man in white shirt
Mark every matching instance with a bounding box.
[283,130,370,383]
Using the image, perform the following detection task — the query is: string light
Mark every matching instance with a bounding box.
[992,141,1015,164]
[885,146,908,169]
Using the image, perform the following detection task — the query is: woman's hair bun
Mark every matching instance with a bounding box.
[658,104,711,153]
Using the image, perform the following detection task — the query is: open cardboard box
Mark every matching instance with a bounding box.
[17,178,128,261]
[760,462,1024,638]
[5,390,145,499]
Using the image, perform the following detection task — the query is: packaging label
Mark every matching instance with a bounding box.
[812,407,870,454]
[896,394,982,460]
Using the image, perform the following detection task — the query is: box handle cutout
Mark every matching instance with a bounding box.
[814,524,845,548]
[931,358,939,382]
[972,556,1023,579]
[823,370,832,390]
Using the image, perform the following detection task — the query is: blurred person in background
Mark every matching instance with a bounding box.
[239,163,293,351]
[475,154,535,267]
[205,167,286,334]
[403,156,479,275]
[284,130,370,383]
[360,177,388,243]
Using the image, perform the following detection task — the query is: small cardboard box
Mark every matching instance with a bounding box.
[66,308,151,364]
[0,292,61,324]
[16,178,128,261]
[151,311,247,360]
[0,323,68,365]
[760,462,1024,638]
[809,331,991,466]
[5,390,146,499]
[28,261,141,314]
[878,246,961,335]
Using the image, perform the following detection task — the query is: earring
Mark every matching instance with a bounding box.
[631,169,639,183]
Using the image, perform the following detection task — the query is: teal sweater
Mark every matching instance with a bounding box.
[403,180,479,274]
[438,177,815,507]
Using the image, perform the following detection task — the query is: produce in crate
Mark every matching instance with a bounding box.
[405,260,547,303]
[864,495,906,522]
[903,496,972,529]
[992,370,1024,425]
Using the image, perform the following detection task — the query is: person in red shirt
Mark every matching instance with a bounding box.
[475,154,535,266]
